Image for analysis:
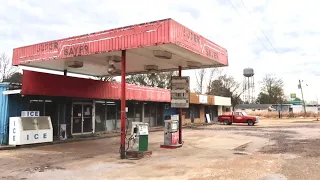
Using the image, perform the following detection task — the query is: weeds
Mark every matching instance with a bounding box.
[248,111,318,118]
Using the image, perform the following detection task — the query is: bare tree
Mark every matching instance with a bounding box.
[195,68,220,94]
[256,75,285,104]
[0,53,16,82]
[207,74,245,109]
[195,69,206,94]
[126,71,178,89]
[206,68,222,93]
[3,72,23,83]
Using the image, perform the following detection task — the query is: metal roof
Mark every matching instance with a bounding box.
[12,19,228,76]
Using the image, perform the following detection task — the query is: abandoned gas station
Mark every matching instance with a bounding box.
[1,18,229,158]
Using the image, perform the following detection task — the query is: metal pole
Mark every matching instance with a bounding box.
[299,80,307,115]
[120,50,126,159]
[178,66,183,145]
[317,96,319,121]
[63,70,67,128]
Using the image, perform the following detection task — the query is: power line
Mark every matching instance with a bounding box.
[239,0,278,53]
[226,0,271,53]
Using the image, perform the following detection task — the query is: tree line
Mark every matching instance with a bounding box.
[1,52,286,107]
[199,69,285,107]
[124,68,286,108]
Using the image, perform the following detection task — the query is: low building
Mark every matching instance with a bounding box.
[235,104,274,112]
[236,103,319,114]
[0,70,231,145]
[181,93,231,124]
[290,105,318,113]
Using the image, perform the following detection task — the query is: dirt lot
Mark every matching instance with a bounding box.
[1,118,320,180]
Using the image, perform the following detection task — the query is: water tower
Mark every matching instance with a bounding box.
[243,68,255,104]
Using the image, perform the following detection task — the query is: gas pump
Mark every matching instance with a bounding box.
[160,119,181,148]
[128,122,149,152]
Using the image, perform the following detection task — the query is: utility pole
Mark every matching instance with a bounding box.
[317,96,319,121]
[298,80,307,115]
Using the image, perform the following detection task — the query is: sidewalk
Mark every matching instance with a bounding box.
[0,126,165,151]
[0,123,216,151]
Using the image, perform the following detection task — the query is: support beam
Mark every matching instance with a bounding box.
[178,66,183,145]
[120,50,127,159]
[142,102,145,122]
[62,70,67,134]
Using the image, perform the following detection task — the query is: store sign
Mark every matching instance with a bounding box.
[199,95,208,103]
[290,93,296,99]
[171,76,190,108]
[21,111,40,117]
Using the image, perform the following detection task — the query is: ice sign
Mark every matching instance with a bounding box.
[21,111,40,117]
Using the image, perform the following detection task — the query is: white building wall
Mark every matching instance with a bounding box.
[291,105,318,113]
[214,96,231,106]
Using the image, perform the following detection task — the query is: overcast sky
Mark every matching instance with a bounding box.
[0,0,319,101]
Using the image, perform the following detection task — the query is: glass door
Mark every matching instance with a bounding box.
[83,104,93,133]
[72,104,82,134]
[72,103,93,134]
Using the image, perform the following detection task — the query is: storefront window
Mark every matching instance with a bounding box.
[149,103,157,127]
[144,102,150,124]
[126,101,135,127]
[134,102,142,122]
[29,98,63,136]
[44,99,59,136]
[106,101,117,131]
[183,108,190,119]
[95,101,106,132]
[29,100,44,116]
[156,103,164,126]
[190,105,200,118]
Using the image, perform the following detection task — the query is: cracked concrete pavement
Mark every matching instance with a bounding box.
[1,118,320,180]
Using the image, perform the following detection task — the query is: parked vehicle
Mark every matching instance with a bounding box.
[218,111,259,126]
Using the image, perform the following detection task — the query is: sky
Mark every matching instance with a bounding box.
[0,0,319,102]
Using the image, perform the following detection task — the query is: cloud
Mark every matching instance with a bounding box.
[1,0,320,102]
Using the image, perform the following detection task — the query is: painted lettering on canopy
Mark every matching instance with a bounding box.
[205,48,219,60]
[64,44,89,57]
[37,41,59,52]
[182,28,201,45]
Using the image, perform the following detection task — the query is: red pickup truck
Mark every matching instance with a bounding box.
[218,111,259,126]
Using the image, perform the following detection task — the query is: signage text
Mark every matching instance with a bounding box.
[21,111,40,117]
[64,44,89,57]
[199,95,208,104]
[183,28,201,45]
[12,120,16,141]
[205,48,219,60]
[37,41,59,52]
[171,76,190,108]
[26,133,47,140]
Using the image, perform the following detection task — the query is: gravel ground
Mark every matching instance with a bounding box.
[1,118,320,180]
